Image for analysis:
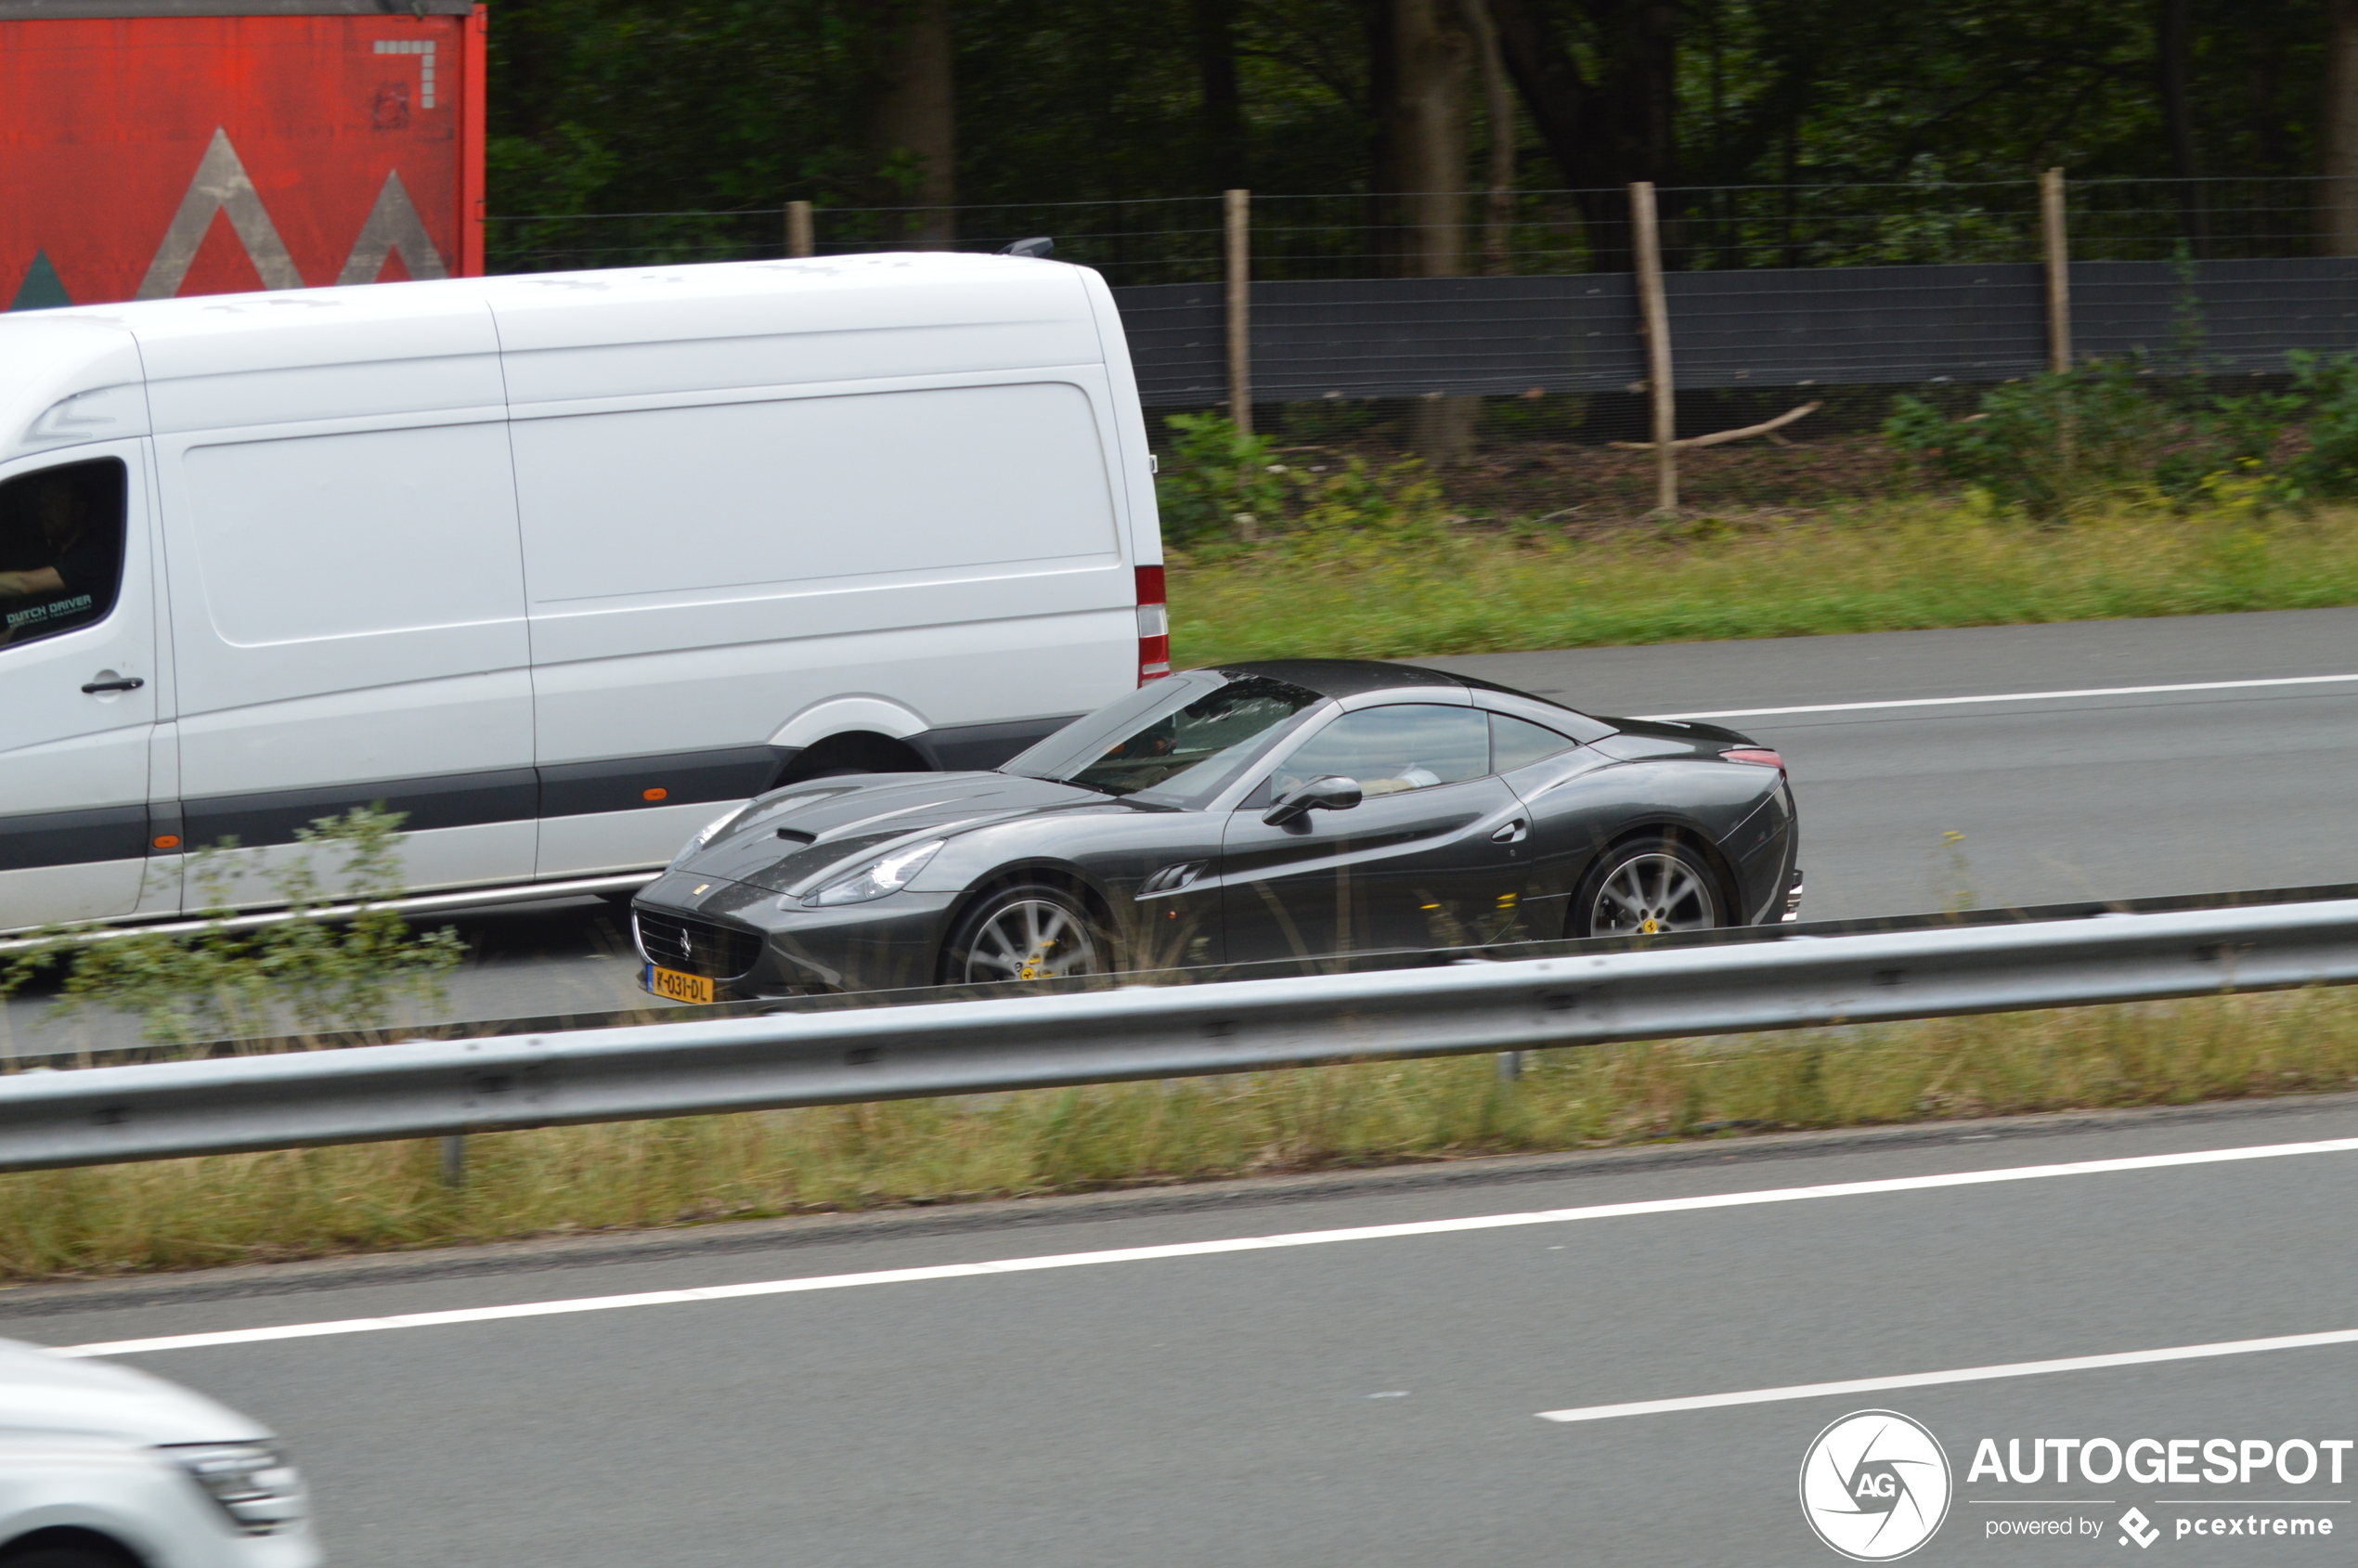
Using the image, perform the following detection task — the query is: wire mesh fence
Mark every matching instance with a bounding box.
[486,178,2358,279]
[483,179,2358,515]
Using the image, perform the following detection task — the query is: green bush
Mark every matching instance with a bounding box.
[1154,412,1292,546]
[1886,352,2358,516]
[1885,361,2176,516]
[2285,352,2358,499]
[1154,412,1454,553]
[3,807,464,1050]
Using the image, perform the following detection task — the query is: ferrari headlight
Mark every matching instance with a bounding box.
[162,1441,306,1536]
[802,839,945,907]
[670,805,749,867]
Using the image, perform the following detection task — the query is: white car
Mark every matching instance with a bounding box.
[0,1339,317,1568]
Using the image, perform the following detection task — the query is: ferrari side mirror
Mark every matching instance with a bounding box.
[1263,774,1363,826]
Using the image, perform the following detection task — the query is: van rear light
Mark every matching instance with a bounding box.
[1135,564,1171,683]
[1721,747,1784,771]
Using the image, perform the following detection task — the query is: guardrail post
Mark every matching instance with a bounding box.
[440,1133,466,1188]
[1496,1050,1523,1082]
[1630,180,1677,514]
[786,200,815,260]
[1224,188,1253,434]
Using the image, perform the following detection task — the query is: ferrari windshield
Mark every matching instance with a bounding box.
[1002,672,1327,805]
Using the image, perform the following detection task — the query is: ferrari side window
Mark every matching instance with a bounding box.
[1490,712,1578,772]
[1272,705,1489,797]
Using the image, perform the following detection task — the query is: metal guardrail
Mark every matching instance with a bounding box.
[5,897,2356,1173]
[25,879,2358,1075]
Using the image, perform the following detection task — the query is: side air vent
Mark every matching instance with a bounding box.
[1137,861,1207,898]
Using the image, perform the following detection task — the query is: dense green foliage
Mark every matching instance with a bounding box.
[1885,354,2358,516]
[487,1,2330,224]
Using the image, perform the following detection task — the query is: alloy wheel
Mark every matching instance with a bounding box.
[1590,851,1718,937]
[960,895,1106,983]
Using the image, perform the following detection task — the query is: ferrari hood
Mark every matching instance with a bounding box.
[673,771,1115,895]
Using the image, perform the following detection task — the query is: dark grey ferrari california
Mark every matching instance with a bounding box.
[630,659,1801,1001]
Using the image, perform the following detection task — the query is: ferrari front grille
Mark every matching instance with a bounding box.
[633,910,762,979]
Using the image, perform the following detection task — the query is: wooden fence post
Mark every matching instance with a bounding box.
[786,200,815,259]
[2041,168,2072,373]
[1224,188,1253,434]
[1630,181,1677,514]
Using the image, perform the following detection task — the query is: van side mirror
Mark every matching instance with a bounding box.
[1263,775,1362,826]
[999,236,1056,258]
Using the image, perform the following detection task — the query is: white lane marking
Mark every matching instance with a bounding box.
[52,1135,2358,1360]
[1535,1327,2358,1424]
[1639,671,2358,723]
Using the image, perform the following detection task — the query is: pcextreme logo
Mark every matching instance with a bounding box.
[1801,1410,1955,1562]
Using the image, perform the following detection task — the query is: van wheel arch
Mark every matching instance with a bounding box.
[773,731,929,785]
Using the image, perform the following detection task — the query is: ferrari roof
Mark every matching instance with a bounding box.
[1219,659,1469,698]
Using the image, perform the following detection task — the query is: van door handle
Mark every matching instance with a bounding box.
[82,675,145,693]
[1491,819,1527,844]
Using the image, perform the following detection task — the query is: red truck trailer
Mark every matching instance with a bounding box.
[1,0,485,310]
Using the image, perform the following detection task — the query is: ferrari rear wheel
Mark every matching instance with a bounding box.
[944,884,1111,986]
[1574,837,1723,939]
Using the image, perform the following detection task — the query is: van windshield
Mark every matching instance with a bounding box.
[1002,672,1327,807]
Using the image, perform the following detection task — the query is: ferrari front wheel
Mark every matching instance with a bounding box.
[1573,836,1723,939]
[942,884,1112,986]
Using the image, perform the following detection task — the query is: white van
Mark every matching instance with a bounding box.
[0,253,1167,931]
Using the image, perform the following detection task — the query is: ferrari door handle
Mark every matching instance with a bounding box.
[81,675,145,694]
[1491,819,1528,844]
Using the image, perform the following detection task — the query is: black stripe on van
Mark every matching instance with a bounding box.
[180,769,540,851]
[14,725,1089,871]
[906,716,1075,772]
[537,746,793,819]
[0,803,149,873]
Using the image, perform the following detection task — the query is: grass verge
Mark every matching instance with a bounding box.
[1170,499,2358,665]
[6,986,2353,1282]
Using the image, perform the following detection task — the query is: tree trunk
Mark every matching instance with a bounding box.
[1193,0,1246,190]
[869,0,956,249]
[2157,0,2203,251]
[1367,0,1405,278]
[1464,0,1517,277]
[2325,0,2358,254]
[1390,0,1471,279]
[1387,0,1477,461]
[1479,0,1677,273]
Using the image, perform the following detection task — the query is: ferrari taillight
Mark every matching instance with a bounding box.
[1136,564,1171,683]
[1721,747,1784,771]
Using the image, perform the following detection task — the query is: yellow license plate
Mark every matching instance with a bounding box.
[645,965,715,1004]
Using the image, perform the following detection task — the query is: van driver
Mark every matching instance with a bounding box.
[0,476,112,642]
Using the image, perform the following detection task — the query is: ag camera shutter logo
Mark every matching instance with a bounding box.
[1800,1409,1953,1561]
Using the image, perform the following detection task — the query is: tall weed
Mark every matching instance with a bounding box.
[2,808,463,1050]
[3,987,2352,1280]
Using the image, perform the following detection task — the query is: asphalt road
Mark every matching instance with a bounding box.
[15,1096,2358,1566]
[8,604,2354,1054]
[1430,603,2358,920]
